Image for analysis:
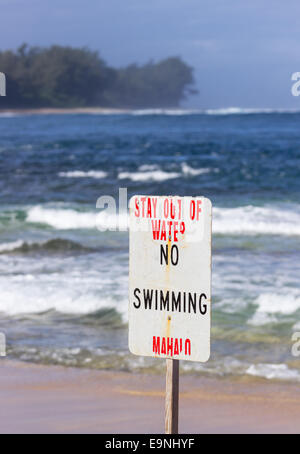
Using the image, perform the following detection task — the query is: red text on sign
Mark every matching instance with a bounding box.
[152,336,191,357]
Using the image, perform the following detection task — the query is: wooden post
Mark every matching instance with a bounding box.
[165,359,179,434]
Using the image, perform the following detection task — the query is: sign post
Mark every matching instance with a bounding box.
[129,195,212,433]
[165,358,179,434]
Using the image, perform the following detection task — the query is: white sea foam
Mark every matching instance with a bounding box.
[118,169,180,182]
[248,292,300,325]
[132,109,199,116]
[181,163,211,176]
[246,363,300,381]
[0,278,128,316]
[182,357,300,382]
[24,203,300,237]
[204,107,300,115]
[255,292,300,315]
[26,206,128,231]
[27,206,99,230]
[118,163,211,182]
[213,205,300,236]
[130,107,300,116]
[0,292,126,316]
[59,170,108,179]
[0,240,24,253]
[0,251,129,317]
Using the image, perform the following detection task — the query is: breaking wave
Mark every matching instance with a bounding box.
[203,107,297,115]
[246,363,300,381]
[59,170,108,179]
[17,203,300,237]
[0,286,127,317]
[130,107,300,116]
[118,169,180,182]
[118,163,212,182]
[214,205,300,236]
[132,109,199,116]
[248,292,300,325]
[26,206,128,230]
[0,238,92,255]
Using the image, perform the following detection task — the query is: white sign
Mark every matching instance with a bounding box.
[129,195,212,363]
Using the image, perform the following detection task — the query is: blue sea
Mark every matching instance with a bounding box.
[0,108,300,382]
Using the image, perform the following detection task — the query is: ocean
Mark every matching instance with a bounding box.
[0,108,300,382]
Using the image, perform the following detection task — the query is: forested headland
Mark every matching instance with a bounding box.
[0,44,197,109]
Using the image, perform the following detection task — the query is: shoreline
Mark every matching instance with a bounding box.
[1,359,300,433]
[0,107,300,116]
[0,107,132,115]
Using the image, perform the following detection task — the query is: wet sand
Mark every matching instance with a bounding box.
[0,360,300,434]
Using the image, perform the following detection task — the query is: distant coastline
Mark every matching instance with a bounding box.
[0,107,131,115]
[0,46,196,110]
[1,107,299,116]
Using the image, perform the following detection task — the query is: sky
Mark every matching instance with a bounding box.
[1,0,300,108]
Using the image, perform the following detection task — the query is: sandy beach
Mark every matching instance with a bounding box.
[0,360,299,434]
[0,107,132,115]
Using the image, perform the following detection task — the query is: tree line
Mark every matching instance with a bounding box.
[0,44,197,108]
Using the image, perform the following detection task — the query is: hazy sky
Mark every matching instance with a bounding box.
[1,0,300,108]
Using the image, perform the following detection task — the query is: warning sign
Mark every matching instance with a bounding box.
[129,196,212,363]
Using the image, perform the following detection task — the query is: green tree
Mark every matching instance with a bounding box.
[0,45,197,108]
[104,57,197,108]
